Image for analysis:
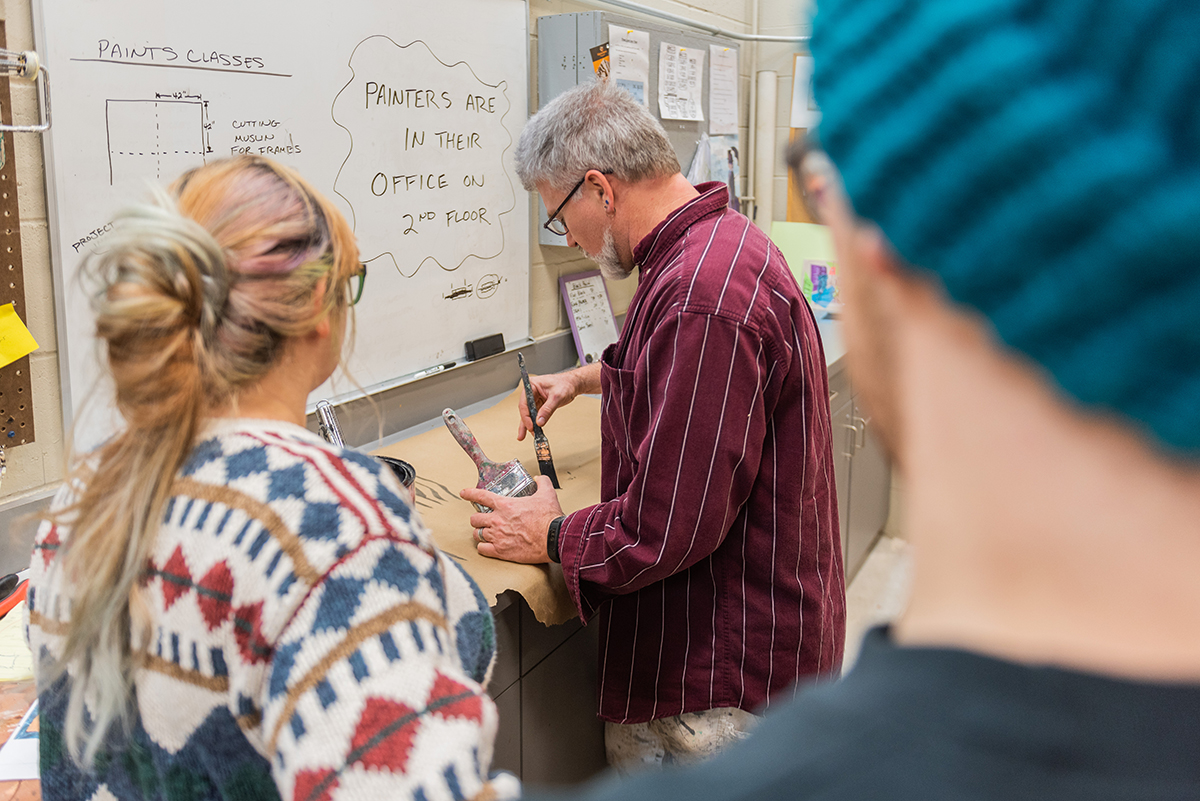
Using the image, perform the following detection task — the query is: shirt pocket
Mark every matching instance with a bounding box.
[599,343,640,495]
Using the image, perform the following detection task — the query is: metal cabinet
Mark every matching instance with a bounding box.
[488,593,607,786]
[828,365,891,582]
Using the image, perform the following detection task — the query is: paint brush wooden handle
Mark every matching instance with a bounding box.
[442,408,501,484]
[519,353,560,488]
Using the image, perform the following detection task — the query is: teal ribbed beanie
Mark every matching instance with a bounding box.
[810,0,1200,456]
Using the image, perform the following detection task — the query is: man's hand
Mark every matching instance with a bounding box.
[462,476,565,563]
[517,363,602,441]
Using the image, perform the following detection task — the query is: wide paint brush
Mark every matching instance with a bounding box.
[442,408,538,518]
[518,352,560,489]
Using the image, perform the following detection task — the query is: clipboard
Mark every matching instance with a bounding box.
[559,270,620,366]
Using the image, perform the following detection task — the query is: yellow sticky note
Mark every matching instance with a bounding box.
[0,303,37,370]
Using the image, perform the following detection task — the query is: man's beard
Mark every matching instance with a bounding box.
[586,225,634,281]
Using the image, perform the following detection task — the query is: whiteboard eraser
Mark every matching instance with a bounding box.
[465,333,505,361]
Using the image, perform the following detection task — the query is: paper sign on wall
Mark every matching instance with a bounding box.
[790,54,821,129]
[658,42,704,121]
[608,25,650,106]
[709,45,738,135]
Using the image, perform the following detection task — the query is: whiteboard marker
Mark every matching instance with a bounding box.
[414,362,456,379]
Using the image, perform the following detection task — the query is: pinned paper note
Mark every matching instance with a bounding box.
[709,45,739,135]
[0,304,37,369]
[609,25,650,106]
[658,42,704,121]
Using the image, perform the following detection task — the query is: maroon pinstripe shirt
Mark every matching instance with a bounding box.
[558,183,846,723]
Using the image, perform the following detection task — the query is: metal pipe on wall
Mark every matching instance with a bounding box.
[743,0,761,210]
[752,69,777,230]
[583,0,807,42]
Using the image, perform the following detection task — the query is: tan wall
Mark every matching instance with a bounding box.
[0,0,809,503]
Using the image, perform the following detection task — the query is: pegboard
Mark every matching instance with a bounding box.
[0,21,36,447]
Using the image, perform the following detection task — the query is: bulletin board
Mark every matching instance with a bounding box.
[33,0,530,452]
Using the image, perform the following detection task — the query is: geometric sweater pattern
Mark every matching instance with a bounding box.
[27,419,520,801]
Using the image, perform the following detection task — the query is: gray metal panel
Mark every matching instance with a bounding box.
[536,13,580,247]
[575,11,603,87]
[538,13,580,108]
[535,11,741,249]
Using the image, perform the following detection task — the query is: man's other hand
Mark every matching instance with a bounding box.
[516,363,602,441]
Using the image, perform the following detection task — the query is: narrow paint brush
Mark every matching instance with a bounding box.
[442,408,537,515]
[519,352,560,488]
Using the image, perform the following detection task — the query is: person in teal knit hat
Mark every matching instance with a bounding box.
[527,0,1200,798]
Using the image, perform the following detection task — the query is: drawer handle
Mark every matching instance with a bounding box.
[828,390,839,403]
[842,423,857,458]
[852,416,869,450]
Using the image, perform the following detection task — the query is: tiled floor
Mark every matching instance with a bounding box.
[842,534,914,671]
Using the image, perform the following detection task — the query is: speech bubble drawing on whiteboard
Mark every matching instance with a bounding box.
[332,36,514,277]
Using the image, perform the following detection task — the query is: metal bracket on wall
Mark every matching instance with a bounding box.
[0,22,36,449]
[0,43,51,133]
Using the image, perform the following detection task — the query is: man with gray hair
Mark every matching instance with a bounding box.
[461,79,845,771]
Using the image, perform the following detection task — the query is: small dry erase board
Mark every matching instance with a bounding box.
[560,270,619,365]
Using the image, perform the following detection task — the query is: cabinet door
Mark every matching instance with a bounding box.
[831,397,855,563]
[520,624,607,785]
[491,682,522,778]
[845,400,891,580]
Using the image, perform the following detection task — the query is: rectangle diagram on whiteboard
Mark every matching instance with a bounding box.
[106,99,207,188]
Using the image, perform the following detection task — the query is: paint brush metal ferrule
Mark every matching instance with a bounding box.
[315,400,345,448]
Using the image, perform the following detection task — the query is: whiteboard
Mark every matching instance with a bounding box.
[34,0,530,451]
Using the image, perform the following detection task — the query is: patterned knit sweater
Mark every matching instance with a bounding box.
[27,419,519,801]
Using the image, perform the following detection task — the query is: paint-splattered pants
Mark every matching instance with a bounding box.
[604,707,760,775]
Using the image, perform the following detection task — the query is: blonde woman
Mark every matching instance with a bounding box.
[27,156,516,801]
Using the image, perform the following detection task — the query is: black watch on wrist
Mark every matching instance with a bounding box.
[546,515,566,563]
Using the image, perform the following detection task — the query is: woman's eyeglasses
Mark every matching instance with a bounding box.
[349,264,367,306]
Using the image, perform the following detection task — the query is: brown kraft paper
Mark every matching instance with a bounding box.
[373,388,602,626]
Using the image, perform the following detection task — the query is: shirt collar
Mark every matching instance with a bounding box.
[632,182,731,273]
